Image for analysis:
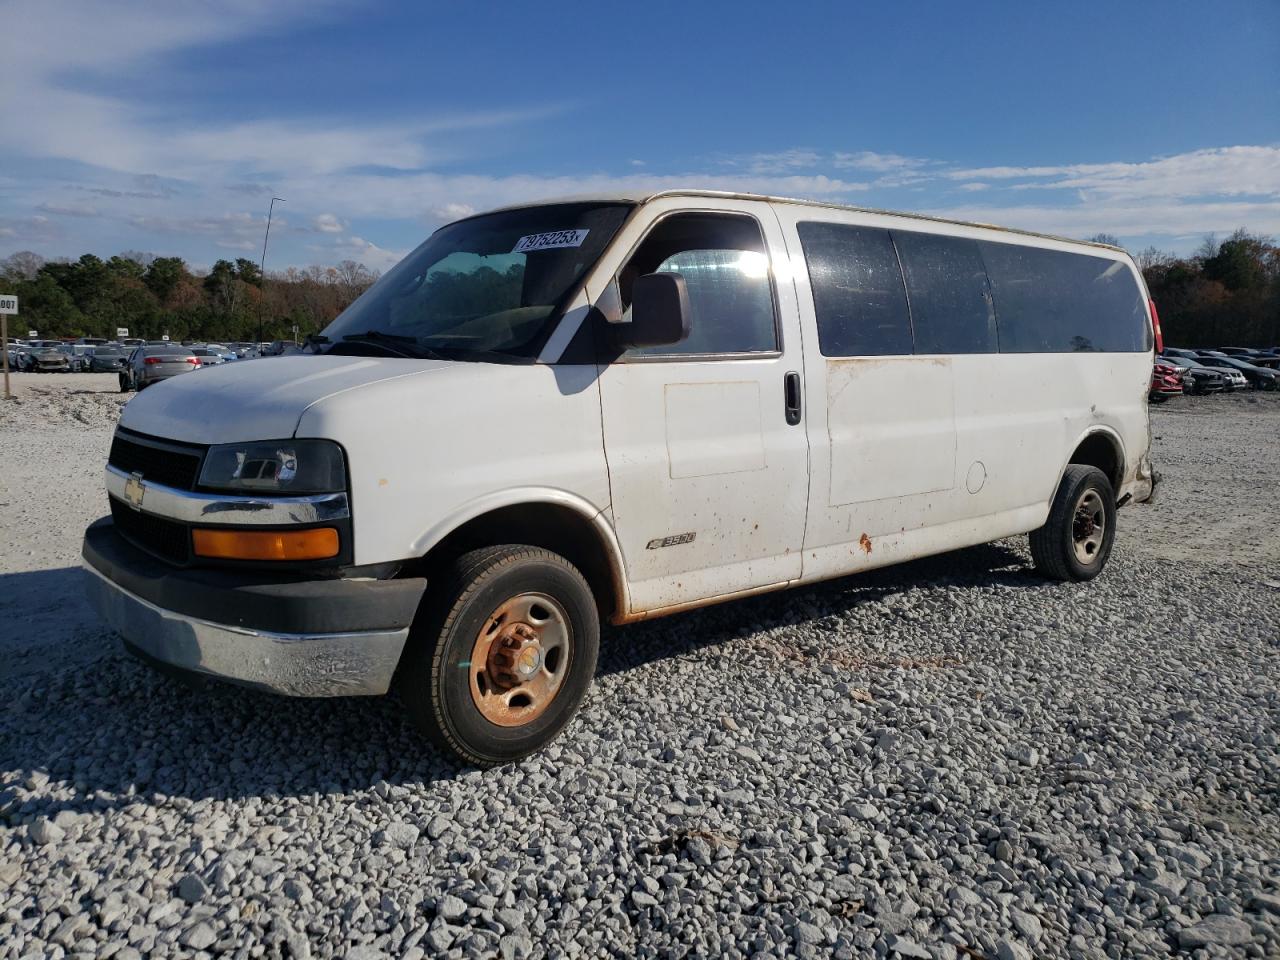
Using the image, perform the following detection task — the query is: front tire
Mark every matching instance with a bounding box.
[400,545,600,767]
[1029,464,1117,582]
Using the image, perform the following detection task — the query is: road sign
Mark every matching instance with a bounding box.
[27,330,37,339]
[116,327,129,338]
[0,294,14,400]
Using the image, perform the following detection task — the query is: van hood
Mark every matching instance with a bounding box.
[118,355,450,444]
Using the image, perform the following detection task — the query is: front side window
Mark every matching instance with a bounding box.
[619,213,778,356]
[323,202,632,361]
[797,222,913,357]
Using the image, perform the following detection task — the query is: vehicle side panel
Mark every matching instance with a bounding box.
[769,201,1152,587]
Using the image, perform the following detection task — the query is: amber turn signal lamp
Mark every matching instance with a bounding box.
[192,527,339,561]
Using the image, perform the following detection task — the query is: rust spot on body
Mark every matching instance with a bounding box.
[858,532,873,554]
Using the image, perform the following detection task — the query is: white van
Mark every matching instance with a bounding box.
[83,190,1158,765]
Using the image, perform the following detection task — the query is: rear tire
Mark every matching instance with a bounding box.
[1029,464,1116,582]
[400,545,599,767]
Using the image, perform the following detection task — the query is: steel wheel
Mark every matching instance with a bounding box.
[469,592,571,728]
[1071,489,1106,565]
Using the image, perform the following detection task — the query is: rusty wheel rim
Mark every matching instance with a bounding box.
[469,592,571,728]
[1072,489,1106,565]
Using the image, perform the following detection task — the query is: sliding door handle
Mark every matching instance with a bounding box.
[784,371,802,425]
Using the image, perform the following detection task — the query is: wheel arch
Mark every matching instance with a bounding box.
[1064,426,1126,494]
[405,490,628,622]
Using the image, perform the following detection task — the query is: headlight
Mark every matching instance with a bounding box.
[198,439,345,494]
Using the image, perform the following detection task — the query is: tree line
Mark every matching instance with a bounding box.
[2,227,1278,347]
[1090,229,1279,348]
[0,251,378,343]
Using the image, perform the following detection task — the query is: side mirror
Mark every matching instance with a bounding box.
[618,272,691,348]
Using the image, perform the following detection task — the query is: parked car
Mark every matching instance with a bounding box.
[83,190,1160,766]
[121,338,146,348]
[119,345,200,392]
[1162,357,1226,394]
[14,339,55,370]
[189,347,226,367]
[70,344,96,368]
[203,343,239,362]
[6,338,28,368]
[1195,354,1279,390]
[1150,362,1184,401]
[262,340,302,356]
[33,343,78,372]
[76,337,109,346]
[89,345,130,372]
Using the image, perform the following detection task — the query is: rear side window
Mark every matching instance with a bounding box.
[979,241,1148,353]
[620,213,777,356]
[892,231,997,354]
[797,222,912,356]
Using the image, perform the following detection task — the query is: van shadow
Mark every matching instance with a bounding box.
[0,541,1033,810]
[596,540,1037,677]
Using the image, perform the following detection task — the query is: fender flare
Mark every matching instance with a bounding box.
[1053,424,1127,497]
[409,486,631,616]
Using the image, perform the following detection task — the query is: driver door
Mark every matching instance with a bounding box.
[593,198,810,617]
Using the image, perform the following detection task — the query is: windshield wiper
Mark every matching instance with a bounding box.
[339,331,446,360]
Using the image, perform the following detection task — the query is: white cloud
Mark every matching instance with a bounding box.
[36,202,100,217]
[311,213,346,234]
[333,235,406,272]
[947,146,1280,201]
[431,203,476,222]
[926,199,1280,242]
[832,151,930,173]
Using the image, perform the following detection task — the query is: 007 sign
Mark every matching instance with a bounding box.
[0,295,17,315]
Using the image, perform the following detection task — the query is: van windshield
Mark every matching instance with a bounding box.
[322,202,632,361]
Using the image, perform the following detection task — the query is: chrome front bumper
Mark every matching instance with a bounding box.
[84,562,409,697]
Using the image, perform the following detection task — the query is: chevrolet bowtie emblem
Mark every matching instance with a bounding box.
[124,472,145,511]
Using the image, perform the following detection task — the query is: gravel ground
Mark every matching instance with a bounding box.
[2,372,1278,960]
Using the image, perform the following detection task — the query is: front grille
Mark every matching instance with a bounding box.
[110,498,190,564]
[109,432,204,490]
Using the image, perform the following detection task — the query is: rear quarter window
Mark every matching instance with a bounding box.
[979,241,1148,353]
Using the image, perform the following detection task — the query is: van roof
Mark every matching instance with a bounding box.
[476,188,1128,255]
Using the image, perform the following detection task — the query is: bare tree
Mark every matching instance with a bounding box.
[117,249,156,269]
[1086,233,1122,248]
[1195,234,1220,263]
[1135,246,1173,271]
[1,250,45,280]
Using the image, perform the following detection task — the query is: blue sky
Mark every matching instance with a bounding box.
[2,0,1278,273]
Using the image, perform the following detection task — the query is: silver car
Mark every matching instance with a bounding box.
[120,345,199,392]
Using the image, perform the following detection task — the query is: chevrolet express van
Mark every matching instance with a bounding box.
[83,190,1157,765]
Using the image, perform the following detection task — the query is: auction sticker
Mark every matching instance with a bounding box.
[512,229,589,253]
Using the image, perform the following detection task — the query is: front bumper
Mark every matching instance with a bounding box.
[82,517,426,696]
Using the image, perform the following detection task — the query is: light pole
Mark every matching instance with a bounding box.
[256,196,285,344]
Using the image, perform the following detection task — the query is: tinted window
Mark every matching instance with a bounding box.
[979,241,1148,353]
[892,231,997,354]
[797,222,912,357]
[620,213,777,356]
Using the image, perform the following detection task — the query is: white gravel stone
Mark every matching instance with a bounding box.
[1178,914,1253,948]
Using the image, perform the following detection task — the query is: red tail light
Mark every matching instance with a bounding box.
[1149,299,1164,354]
[187,357,200,364]
[143,357,161,365]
